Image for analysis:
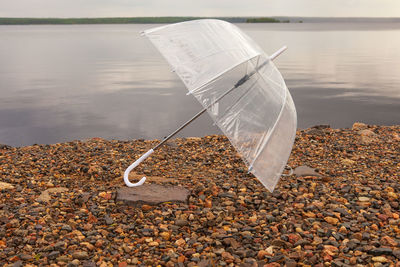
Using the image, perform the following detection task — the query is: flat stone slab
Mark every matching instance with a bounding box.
[293,165,322,177]
[116,184,190,206]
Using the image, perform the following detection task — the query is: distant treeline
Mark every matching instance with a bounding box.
[0,17,287,25]
[246,18,287,23]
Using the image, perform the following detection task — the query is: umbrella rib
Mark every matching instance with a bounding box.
[213,74,261,127]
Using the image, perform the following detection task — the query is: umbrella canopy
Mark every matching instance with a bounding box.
[128,19,296,192]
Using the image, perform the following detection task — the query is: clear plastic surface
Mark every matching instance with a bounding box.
[143,19,297,192]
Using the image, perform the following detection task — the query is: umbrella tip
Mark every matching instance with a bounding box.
[269,46,288,61]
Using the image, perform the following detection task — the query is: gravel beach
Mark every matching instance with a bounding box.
[0,123,399,266]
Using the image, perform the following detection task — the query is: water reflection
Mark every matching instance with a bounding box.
[0,24,399,146]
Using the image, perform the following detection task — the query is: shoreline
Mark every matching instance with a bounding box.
[1,123,399,149]
[0,123,399,265]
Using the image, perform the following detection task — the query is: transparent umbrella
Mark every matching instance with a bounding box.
[124,19,297,192]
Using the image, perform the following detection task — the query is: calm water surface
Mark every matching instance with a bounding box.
[0,23,399,146]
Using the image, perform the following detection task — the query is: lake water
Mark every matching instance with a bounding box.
[0,23,399,146]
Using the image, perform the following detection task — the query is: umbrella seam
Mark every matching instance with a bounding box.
[248,78,288,171]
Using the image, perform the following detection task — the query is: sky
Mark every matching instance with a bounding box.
[1,0,400,18]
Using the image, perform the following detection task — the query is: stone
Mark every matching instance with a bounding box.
[148,241,159,246]
[104,215,113,225]
[324,216,339,225]
[294,239,310,247]
[72,251,89,260]
[371,256,389,263]
[387,192,398,199]
[393,249,400,259]
[293,165,322,177]
[19,254,32,261]
[323,245,339,256]
[222,238,240,249]
[0,182,14,190]
[175,219,188,226]
[381,236,398,246]
[369,247,393,256]
[272,239,290,248]
[116,184,190,206]
[352,122,368,130]
[160,232,171,241]
[48,251,60,260]
[285,259,297,267]
[57,255,70,262]
[257,250,270,259]
[37,187,68,203]
[358,129,377,137]
[175,238,186,247]
[358,129,378,144]
[221,251,234,261]
[11,261,23,267]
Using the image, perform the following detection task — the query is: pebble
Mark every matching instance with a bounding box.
[0,182,14,190]
[324,216,339,225]
[72,251,89,260]
[175,219,188,226]
[372,256,389,263]
[104,214,114,225]
[293,165,321,177]
[369,248,393,256]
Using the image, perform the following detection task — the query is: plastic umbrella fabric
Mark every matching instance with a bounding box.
[124,19,297,192]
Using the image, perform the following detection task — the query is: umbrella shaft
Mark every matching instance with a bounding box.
[153,82,239,150]
[153,108,207,150]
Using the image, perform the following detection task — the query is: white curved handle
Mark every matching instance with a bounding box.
[124,149,154,187]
